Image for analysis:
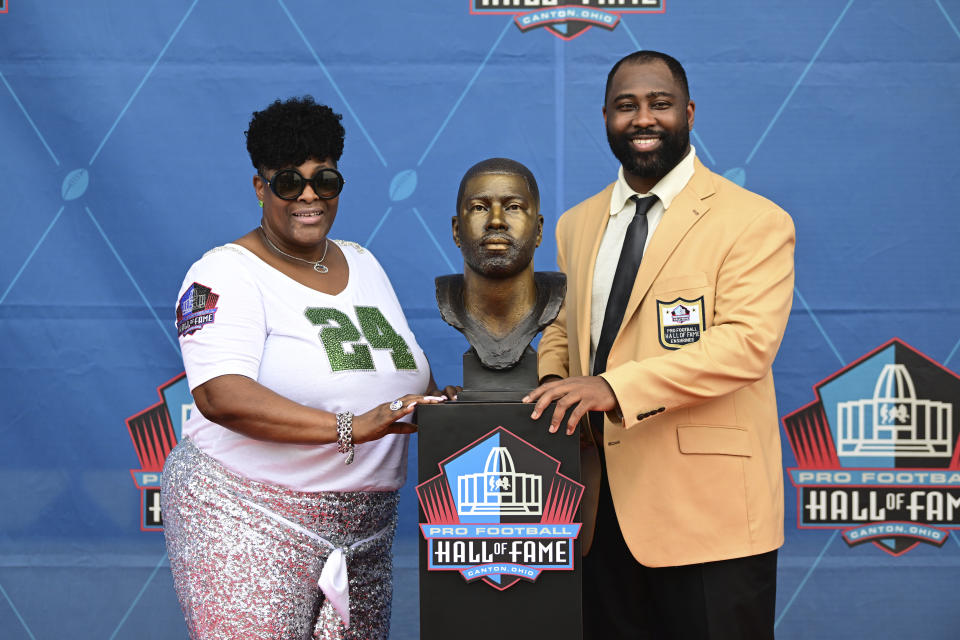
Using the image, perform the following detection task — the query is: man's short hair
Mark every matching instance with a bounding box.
[604,50,690,103]
[456,158,540,213]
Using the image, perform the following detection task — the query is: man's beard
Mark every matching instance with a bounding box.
[462,235,537,279]
[607,124,689,182]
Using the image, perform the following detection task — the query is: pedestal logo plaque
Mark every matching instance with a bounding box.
[418,426,583,590]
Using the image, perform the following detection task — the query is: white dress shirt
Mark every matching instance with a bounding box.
[589,147,697,372]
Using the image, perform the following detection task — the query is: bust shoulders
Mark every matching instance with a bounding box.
[435,271,566,370]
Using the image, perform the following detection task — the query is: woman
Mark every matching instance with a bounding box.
[162,96,450,639]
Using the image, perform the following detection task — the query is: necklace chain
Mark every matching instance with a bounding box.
[259,224,330,273]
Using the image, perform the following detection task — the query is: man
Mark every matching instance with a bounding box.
[437,158,565,371]
[524,51,795,639]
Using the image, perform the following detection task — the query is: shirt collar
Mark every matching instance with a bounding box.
[609,146,697,216]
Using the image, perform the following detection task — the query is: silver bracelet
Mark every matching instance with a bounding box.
[336,411,355,465]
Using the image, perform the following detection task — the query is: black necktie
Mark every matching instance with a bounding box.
[593,194,658,377]
[589,194,658,448]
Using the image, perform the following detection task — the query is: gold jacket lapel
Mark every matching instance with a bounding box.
[576,183,616,376]
[620,159,716,331]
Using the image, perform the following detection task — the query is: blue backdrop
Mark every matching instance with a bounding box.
[2,1,959,638]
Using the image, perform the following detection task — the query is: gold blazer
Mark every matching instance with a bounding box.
[539,157,796,567]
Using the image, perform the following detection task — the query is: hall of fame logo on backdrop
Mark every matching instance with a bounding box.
[471,0,664,41]
[418,427,584,590]
[782,339,960,556]
[125,373,193,531]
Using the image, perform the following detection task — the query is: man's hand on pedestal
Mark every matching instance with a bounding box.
[522,375,619,435]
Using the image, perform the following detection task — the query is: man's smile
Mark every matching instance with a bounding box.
[629,135,661,152]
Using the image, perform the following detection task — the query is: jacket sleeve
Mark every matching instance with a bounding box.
[600,206,796,428]
[537,213,571,380]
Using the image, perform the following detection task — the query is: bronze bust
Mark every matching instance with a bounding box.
[437,158,565,373]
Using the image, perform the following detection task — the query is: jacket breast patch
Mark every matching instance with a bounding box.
[657,296,705,349]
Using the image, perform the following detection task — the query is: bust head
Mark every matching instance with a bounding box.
[437,159,564,376]
[452,158,544,279]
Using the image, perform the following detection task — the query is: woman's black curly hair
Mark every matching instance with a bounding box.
[245,96,345,171]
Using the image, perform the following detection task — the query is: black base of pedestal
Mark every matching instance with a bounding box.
[457,347,538,402]
[416,401,583,640]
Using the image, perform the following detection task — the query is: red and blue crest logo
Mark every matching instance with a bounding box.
[125,373,192,531]
[176,282,218,337]
[783,339,960,555]
[418,426,584,590]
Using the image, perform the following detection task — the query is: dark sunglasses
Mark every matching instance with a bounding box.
[260,167,345,200]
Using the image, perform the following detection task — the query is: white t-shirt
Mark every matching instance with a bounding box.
[175,241,430,492]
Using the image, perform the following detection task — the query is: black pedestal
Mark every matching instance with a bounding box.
[416,399,583,639]
[457,346,539,402]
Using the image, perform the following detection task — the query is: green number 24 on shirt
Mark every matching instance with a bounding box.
[305,306,417,372]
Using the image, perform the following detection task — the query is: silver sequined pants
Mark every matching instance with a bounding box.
[161,437,398,640]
